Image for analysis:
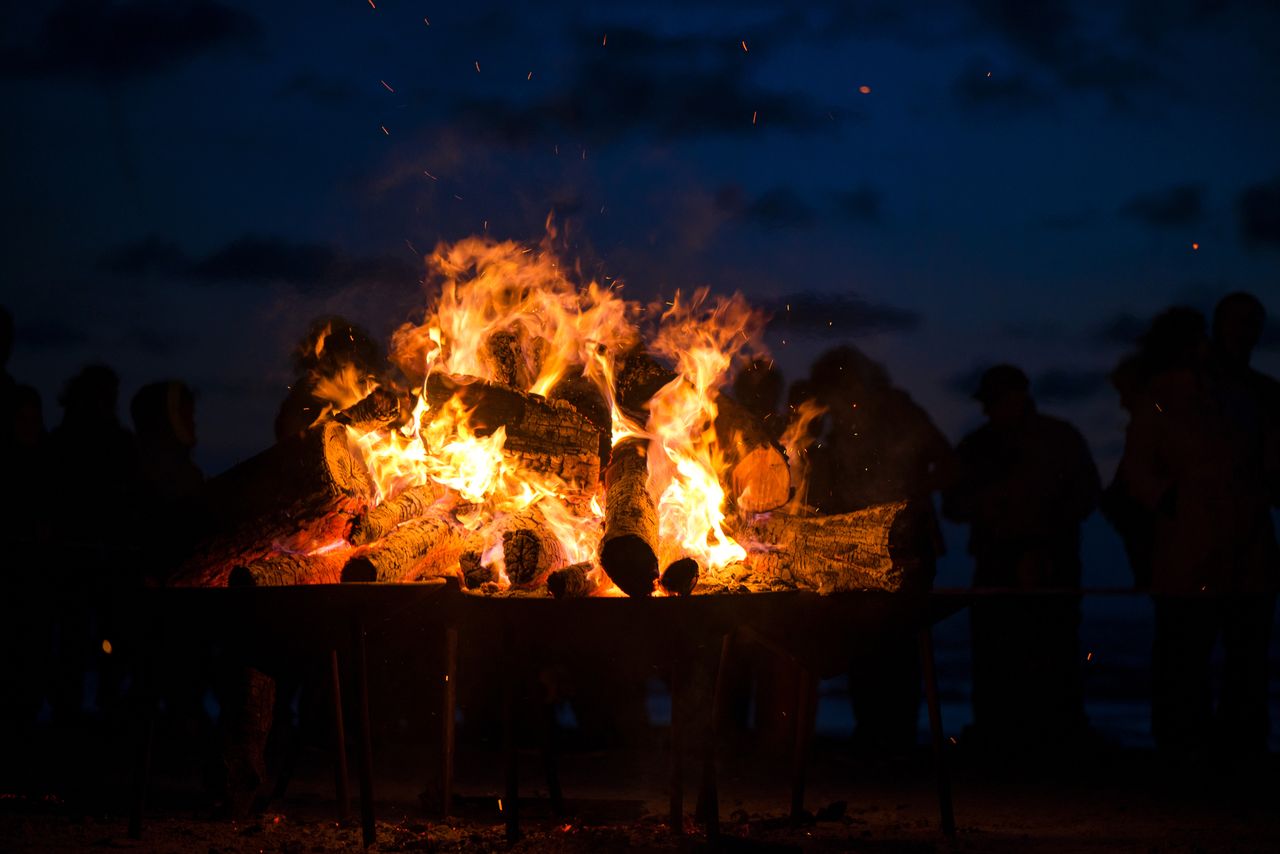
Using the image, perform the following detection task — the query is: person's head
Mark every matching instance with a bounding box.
[974,364,1032,424]
[1212,292,1266,367]
[59,364,120,425]
[292,315,381,376]
[12,384,43,447]
[1139,306,1207,373]
[810,345,891,409]
[0,306,12,369]
[732,358,784,418]
[131,381,197,448]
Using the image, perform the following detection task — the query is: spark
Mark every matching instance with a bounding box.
[602,32,607,46]
[423,16,430,25]
[453,193,463,201]
[1086,651,1093,662]
[1191,242,1200,250]
[527,71,533,80]
[367,0,375,8]
[986,71,992,77]
[475,60,481,73]
[858,85,872,94]
[752,110,758,124]
[423,170,438,180]
[380,125,389,135]
[102,639,112,654]
[380,80,394,92]
[497,799,503,812]
[741,40,748,52]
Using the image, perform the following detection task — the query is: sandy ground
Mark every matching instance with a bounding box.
[3,736,1278,853]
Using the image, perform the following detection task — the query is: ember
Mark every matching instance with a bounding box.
[173,223,915,596]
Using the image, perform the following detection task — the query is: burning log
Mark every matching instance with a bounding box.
[546,562,599,598]
[599,438,660,597]
[460,550,495,589]
[502,513,567,587]
[614,348,790,513]
[228,551,348,587]
[744,501,919,593]
[484,329,544,389]
[549,370,611,464]
[171,422,372,587]
[335,386,409,433]
[348,484,441,546]
[659,558,700,596]
[425,373,602,486]
[342,510,464,583]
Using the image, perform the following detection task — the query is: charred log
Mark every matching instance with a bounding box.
[342,510,464,583]
[425,373,602,486]
[549,370,611,465]
[598,438,659,597]
[713,394,790,513]
[546,562,598,598]
[460,550,495,589]
[659,558,700,596]
[171,422,371,587]
[743,501,919,593]
[335,386,409,433]
[228,551,348,587]
[483,329,544,389]
[502,513,567,587]
[348,484,441,546]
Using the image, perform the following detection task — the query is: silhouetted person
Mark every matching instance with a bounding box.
[807,345,953,753]
[1102,307,1208,586]
[132,380,203,500]
[275,316,381,441]
[1116,295,1279,758]
[942,365,1100,752]
[732,357,786,439]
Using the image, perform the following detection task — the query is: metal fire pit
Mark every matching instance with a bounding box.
[126,583,967,845]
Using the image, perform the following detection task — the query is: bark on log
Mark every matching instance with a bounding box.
[349,484,441,546]
[613,349,790,513]
[547,562,598,598]
[228,551,349,587]
[425,373,602,486]
[502,513,567,587]
[460,550,495,589]
[483,329,544,389]
[171,422,372,587]
[743,501,919,593]
[342,510,464,583]
[659,558,700,596]
[335,386,409,433]
[549,370,612,465]
[598,438,659,597]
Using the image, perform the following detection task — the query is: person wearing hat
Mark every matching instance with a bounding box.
[943,364,1101,754]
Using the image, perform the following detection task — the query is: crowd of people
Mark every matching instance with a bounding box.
[0,290,1275,808]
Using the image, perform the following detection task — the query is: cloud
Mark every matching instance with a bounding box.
[833,185,882,223]
[1033,368,1108,402]
[1038,209,1098,231]
[1093,311,1148,346]
[1120,184,1204,228]
[2,1,258,80]
[716,184,882,229]
[451,25,841,144]
[98,235,420,295]
[952,63,1054,114]
[1238,176,1280,247]
[758,292,921,337]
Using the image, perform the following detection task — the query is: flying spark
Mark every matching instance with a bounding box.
[602,33,607,46]
[741,40,748,52]
[367,0,375,8]
[527,71,533,80]
[380,125,389,134]
[380,80,394,92]
[858,85,872,94]
[423,170,437,180]
[752,110,758,124]
[1191,242,1200,250]
[423,16,430,25]
[475,61,481,73]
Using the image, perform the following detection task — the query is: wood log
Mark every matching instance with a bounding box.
[460,550,495,589]
[502,513,567,587]
[349,484,441,545]
[742,501,920,593]
[483,329,544,389]
[425,373,602,486]
[549,370,611,465]
[598,438,659,597]
[170,421,372,587]
[228,551,349,587]
[659,558,699,596]
[335,386,409,433]
[546,562,598,598]
[714,395,790,513]
[341,510,464,583]
[613,349,790,512]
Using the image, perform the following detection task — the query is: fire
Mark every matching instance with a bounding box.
[326,223,775,592]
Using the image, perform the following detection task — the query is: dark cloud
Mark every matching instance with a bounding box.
[759,292,921,337]
[1238,176,1280,247]
[1033,368,1108,402]
[17,317,94,350]
[718,186,816,229]
[98,235,420,294]
[1038,209,1098,231]
[277,72,361,105]
[1120,184,1204,228]
[833,185,882,223]
[1094,311,1147,346]
[2,1,258,80]
[97,235,190,277]
[451,25,841,144]
[952,63,1053,113]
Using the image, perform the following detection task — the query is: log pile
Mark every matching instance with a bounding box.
[169,335,921,596]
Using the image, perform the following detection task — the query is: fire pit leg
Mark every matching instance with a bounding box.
[918,626,955,837]
[668,652,684,834]
[328,648,350,822]
[502,627,520,843]
[541,681,564,818]
[698,632,732,841]
[789,665,816,822]
[441,626,457,818]
[351,616,376,847]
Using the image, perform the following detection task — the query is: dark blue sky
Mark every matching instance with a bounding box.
[3,0,1279,482]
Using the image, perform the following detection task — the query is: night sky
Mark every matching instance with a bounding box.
[4,0,1280,515]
